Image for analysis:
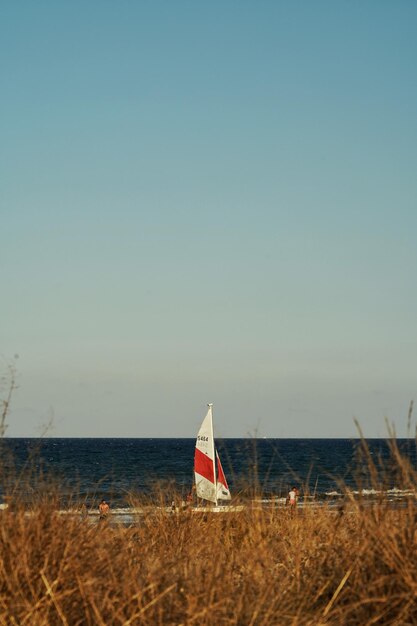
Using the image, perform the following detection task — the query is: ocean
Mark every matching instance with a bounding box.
[2,438,416,511]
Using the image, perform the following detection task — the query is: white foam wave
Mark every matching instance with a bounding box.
[348,488,416,498]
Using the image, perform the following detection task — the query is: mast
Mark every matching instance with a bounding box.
[209,403,218,507]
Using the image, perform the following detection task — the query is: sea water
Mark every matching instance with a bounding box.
[2,438,416,511]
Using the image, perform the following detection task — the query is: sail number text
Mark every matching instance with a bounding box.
[197,436,209,442]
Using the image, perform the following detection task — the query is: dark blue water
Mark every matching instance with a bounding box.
[2,438,416,507]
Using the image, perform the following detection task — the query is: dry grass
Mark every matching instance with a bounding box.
[1,437,417,625]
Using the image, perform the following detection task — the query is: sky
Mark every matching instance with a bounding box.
[1,1,416,438]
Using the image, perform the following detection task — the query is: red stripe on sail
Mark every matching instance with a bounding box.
[216,452,229,489]
[194,448,215,483]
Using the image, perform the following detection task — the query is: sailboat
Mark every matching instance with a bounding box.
[194,403,232,509]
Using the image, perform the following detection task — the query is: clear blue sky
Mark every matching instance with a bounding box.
[1,1,416,437]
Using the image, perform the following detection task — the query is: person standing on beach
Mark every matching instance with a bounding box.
[98,499,110,521]
[286,487,299,511]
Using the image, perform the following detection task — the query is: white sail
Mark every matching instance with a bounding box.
[194,404,217,503]
[194,404,232,505]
